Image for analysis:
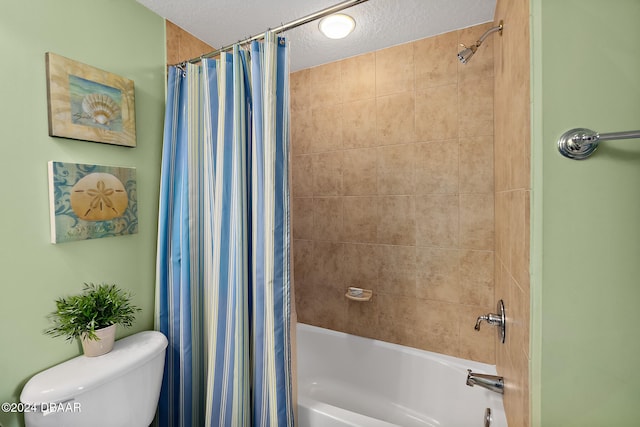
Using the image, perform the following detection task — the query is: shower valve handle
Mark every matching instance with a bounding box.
[474,314,503,331]
[473,300,506,344]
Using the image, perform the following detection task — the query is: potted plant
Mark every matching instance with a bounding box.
[45,283,141,357]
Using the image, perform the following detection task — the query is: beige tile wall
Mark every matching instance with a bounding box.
[494,0,531,425]
[167,14,529,422]
[165,20,214,65]
[291,23,498,364]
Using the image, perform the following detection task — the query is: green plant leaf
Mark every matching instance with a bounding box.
[44,283,141,342]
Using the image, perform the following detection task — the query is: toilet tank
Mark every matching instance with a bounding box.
[20,331,167,427]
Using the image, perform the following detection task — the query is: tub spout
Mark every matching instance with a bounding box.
[466,370,504,394]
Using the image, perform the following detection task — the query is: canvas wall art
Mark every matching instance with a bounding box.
[48,161,138,244]
[45,53,136,147]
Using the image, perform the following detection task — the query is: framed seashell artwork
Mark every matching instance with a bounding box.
[47,161,138,243]
[45,53,136,147]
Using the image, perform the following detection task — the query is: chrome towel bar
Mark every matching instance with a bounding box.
[557,128,640,160]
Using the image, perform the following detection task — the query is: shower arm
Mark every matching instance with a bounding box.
[478,22,503,44]
[463,21,503,50]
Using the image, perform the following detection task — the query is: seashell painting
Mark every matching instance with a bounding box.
[79,92,121,127]
[70,76,123,131]
[46,53,136,147]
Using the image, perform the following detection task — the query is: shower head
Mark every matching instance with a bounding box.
[457,45,478,64]
[457,20,503,64]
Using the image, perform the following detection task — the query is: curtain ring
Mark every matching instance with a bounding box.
[278,23,287,45]
[176,62,187,77]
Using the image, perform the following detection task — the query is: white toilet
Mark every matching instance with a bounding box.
[20,331,167,427]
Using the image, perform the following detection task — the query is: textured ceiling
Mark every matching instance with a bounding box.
[136,0,496,71]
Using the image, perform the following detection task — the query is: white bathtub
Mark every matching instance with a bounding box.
[297,323,507,427]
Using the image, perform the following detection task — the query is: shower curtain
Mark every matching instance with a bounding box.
[155,32,293,427]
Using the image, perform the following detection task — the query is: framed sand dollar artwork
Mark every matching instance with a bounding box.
[45,53,136,147]
[48,161,138,243]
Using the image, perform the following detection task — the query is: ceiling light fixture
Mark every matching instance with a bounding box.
[318,13,356,39]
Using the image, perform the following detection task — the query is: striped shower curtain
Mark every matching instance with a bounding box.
[155,32,293,427]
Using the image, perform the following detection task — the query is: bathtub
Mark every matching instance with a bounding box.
[297,323,507,427]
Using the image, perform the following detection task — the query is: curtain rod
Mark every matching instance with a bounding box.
[176,0,370,66]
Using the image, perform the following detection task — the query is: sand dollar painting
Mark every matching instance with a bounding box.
[48,162,137,243]
[70,173,128,221]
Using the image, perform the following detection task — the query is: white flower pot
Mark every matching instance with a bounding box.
[81,324,116,357]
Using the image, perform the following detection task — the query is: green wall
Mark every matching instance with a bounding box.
[0,1,165,426]
[532,0,640,425]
